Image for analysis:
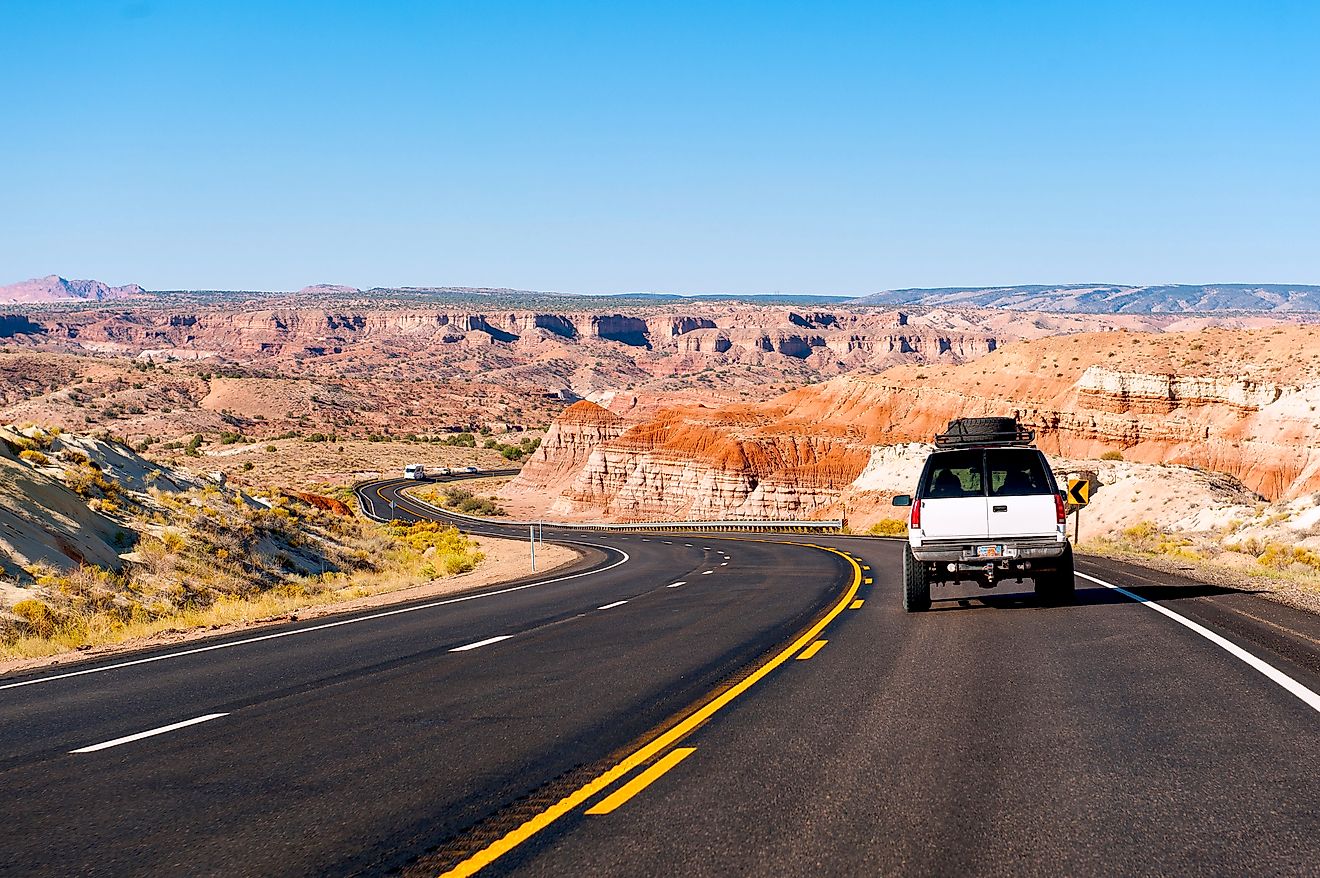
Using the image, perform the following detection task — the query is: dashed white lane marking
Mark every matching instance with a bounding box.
[598,600,628,610]
[666,581,686,588]
[2,546,632,691]
[701,570,714,575]
[684,544,694,547]
[1076,571,1320,713]
[70,713,229,754]
[450,635,514,653]
[720,562,728,566]
[663,541,673,545]
[703,546,712,550]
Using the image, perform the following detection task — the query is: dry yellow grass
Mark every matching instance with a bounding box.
[0,489,485,660]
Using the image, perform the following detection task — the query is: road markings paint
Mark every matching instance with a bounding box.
[720,562,728,566]
[796,640,828,660]
[2,544,632,692]
[862,565,871,571]
[1076,571,1320,713]
[598,600,628,610]
[70,713,228,753]
[701,570,714,575]
[450,635,514,652]
[585,748,697,815]
[684,543,694,547]
[864,577,873,585]
[436,545,862,878]
[850,599,864,609]
[666,581,686,588]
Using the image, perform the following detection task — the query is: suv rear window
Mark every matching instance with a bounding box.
[986,449,1051,496]
[920,449,1053,498]
[920,450,985,499]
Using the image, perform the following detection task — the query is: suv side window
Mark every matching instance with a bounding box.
[921,451,985,499]
[986,449,1051,496]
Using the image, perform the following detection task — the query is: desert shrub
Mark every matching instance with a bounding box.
[1100,450,1125,461]
[438,487,504,516]
[1253,542,1320,572]
[867,518,908,537]
[66,465,121,500]
[387,521,485,576]
[439,432,476,447]
[60,448,91,466]
[11,599,66,638]
[266,444,277,452]
[18,449,50,466]
[4,435,37,454]
[1118,521,1199,558]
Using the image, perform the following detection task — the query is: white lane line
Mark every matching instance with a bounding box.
[1076,571,1320,713]
[2,544,632,691]
[450,635,514,652]
[666,581,686,588]
[684,543,694,547]
[70,713,228,754]
[598,600,628,610]
[701,570,714,575]
[720,562,728,566]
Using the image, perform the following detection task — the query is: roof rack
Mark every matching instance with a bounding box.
[934,417,1036,448]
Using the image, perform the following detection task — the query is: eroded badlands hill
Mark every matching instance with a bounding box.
[501,325,1320,522]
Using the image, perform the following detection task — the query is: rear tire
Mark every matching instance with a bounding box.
[1035,545,1076,605]
[903,544,932,612]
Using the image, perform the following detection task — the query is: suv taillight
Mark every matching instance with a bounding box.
[1055,491,1066,524]
[910,497,921,530]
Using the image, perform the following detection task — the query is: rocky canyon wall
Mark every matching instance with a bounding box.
[502,325,1320,521]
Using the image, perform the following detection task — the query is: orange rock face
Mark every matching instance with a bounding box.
[503,325,1320,520]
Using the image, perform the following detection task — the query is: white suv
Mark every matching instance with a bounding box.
[892,417,1074,611]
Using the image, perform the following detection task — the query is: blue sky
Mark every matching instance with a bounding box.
[3,1,1317,293]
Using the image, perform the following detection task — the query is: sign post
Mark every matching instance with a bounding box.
[1066,472,1096,543]
[388,499,396,522]
[529,524,537,571]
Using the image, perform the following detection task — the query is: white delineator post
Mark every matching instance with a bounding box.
[530,524,537,571]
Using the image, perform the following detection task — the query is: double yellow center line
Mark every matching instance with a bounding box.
[438,544,863,877]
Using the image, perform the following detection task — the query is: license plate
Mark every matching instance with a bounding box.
[976,545,1005,558]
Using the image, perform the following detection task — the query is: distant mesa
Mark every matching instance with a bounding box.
[0,275,145,304]
[850,283,1320,314]
[298,283,362,296]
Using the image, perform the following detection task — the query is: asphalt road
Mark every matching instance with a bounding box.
[1,477,1316,877]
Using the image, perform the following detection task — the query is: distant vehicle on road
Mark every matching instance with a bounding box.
[892,417,1073,611]
[403,464,428,480]
[462,466,479,474]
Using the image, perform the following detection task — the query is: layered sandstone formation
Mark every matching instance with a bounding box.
[502,325,1320,521]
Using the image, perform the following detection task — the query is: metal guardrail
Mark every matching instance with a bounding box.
[390,485,844,534]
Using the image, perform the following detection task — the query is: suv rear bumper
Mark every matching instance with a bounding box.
[911,537,1067,563]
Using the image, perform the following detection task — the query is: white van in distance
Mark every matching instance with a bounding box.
[403,464,427,480]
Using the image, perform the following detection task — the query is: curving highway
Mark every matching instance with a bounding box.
[0,474,1316,876]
